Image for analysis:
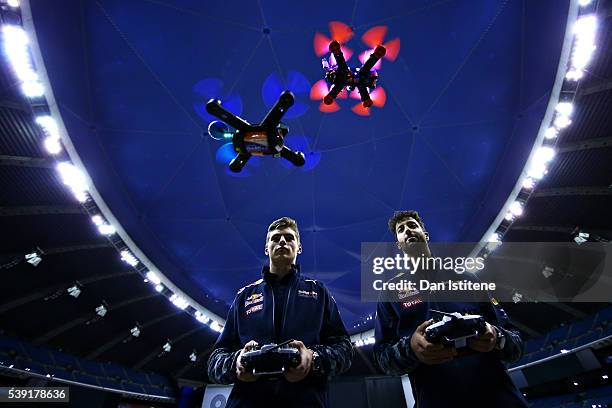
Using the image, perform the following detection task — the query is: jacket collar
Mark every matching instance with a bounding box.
[261,264,300,283]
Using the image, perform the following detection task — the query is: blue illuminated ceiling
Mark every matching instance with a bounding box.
[29,0,569,326]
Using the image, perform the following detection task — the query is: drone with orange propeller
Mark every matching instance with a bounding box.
[322,40,386,110]
[311,22,400,115]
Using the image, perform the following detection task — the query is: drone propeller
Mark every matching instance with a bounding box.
[358,49,382,70]
[310,80,345,113]
[314,21,354,57]
[351,104,369,116]
[310,80,348,100]
[193,78,243,123]
[382,38,400,61]
[310,79,330,100]
[215,142,236,164]
[350,86,386,116]
[329,47,354,66]
[329,21,354,43]
[362,26,387,47]
[262,71,310,119]
[320,101,341,112]
[314,33,331,56]
[369,87,387,107]
[281,135,322,171]
[362,26,400,61]
[350,86,385,105]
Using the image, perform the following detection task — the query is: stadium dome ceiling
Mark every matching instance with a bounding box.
[29,0,570,326]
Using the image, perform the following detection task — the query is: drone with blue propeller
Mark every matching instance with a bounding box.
[207,91,306,173]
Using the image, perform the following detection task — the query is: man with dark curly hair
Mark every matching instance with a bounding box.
[208,217,354,407]
[374,210,527,407]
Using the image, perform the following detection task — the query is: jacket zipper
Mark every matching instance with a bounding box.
[270,284,276,343]
[280,277,297,341]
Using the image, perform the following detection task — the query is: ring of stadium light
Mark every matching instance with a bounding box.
[473,0,599,258]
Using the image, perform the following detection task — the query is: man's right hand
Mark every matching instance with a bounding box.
[410,320,457,365]
[236,340,260,382]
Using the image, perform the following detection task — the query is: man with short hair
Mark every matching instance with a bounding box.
[208,217,354,408]
[373,210,527,407]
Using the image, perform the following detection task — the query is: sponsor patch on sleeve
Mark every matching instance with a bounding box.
[245,304,263,316]
[398,289,419,300]
[297,289,318,299]
[401,298,423,308]
[244,293,263,307]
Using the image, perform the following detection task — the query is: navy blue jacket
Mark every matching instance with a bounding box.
[373,272,528,408]
[207,266,354,408]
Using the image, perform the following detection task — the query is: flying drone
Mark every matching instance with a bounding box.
[322,40,386,108]
[206,91,305,173]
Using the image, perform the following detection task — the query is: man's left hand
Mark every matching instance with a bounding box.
[467,322,497,353]
[284,340,313,382]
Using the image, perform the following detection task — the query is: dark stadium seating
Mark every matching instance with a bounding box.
[0,333,175,398]
[510,306,612,369]
[528,385,612,407]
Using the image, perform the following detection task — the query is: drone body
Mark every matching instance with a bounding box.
[322,40,386,108]
[206,91,305,173]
